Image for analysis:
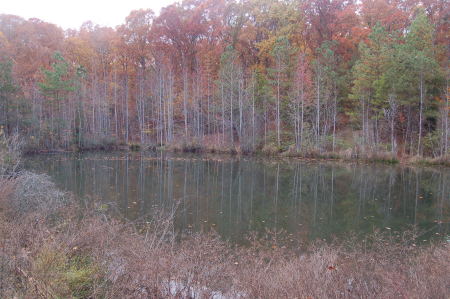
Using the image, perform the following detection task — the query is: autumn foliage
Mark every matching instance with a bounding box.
[0,0,448,158]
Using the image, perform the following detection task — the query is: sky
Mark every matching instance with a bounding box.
[1,0,177,30]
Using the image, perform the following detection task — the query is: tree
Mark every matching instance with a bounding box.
[253,67,272,147]
[351,23,393,150]
[293,52,312,151]
[269,36,292,148]
[217,46,243,145]
[39,52,75,146]
[73,65,87,148]
[314,41,339,151]
[119,9,154,144]
[403,9,441,155]
[0,59,19,135]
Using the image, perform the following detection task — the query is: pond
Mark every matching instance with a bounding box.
[25,152,449,244]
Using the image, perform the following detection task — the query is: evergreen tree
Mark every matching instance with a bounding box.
[39,52,76,145]
[351,23,393,148]
[403,9,442,155]
[0,59,19,135]
[389,9,442,155]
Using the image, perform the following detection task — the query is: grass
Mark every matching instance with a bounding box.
[30,247,100,298]
[19,130,450,166]
[157,140,448,166]
[409,155,450,167]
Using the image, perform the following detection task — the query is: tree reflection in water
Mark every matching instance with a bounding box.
[25,152,449,244]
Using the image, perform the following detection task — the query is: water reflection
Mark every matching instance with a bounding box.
[25,152,449,243]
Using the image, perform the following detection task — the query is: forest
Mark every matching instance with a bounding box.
[0,0,448,159]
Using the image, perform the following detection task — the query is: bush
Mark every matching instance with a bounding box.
[0,131,21,178]
[10,172,69,215]
[128,143,141,151]
[423,130,443,157]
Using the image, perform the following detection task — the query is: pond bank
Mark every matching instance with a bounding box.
[24,144,450,167]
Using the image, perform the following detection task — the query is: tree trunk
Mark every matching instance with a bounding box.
[277,57,281,148]
[316,65,321,150]
[125,66,129,144]
[417,73,424,156]
[252,74,255,150]
[183,63,188,138]
[332,90,337,152]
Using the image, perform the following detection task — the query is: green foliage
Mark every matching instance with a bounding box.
[0,59,20,131]
[314,41,340,109]
[129,142,141,151]
[32,248,101,299]
[262,130,295,152]
[350,12,444,155]
[253,68,273,109]
[39,52,76,102]
[268,36,295,90]
[383,9,442,108]
[0,59,18,98]
[351,23,394,117]
[423,130,442,157]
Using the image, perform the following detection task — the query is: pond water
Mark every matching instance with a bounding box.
[25,152,449,244]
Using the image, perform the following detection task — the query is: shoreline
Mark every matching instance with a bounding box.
[23,145,450,167]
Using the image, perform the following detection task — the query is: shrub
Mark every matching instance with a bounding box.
[10,171,69,215]
[128,143,141,151]
[0,130,21,178]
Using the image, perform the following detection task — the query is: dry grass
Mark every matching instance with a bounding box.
[409,155,450,167]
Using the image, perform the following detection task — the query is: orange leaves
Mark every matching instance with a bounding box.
[64,37,95,69]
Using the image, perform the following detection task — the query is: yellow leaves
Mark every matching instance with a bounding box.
[256,36,278,63]
[0,30,10,50]
[64,37,96,68]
